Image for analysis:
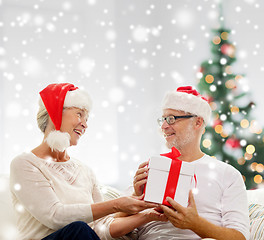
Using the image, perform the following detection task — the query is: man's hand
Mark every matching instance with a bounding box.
[160,190,199,230]
[160,190,246,240]
[133,161,149,196]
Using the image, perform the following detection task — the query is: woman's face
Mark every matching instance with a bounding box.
[60,107,89,146]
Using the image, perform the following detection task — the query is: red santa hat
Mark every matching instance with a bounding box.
[162,86,211,125]
[39,83,92,152]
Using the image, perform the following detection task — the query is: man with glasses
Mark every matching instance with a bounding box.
[132,86,250,240]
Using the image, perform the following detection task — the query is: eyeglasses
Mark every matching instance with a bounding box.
[157,115,196,126]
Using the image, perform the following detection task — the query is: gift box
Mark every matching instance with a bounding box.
[144,147,195,207]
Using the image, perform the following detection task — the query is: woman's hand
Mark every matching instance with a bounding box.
[114,195,158,215]
[133,161,149,196]
[142,207,168,222]
[110,206,167,238]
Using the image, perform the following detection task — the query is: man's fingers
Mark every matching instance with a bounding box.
[138,161,149,169]
[134,180,147,194]
[188,190,196,208]
[160,205,183,226]
[166,197,184,213]
[135,167,149,178]
[160,204,176,216]
[134,178,147,186]
[133,172,148,183]
[153,206,163,213]
[133,193,144,200]
[133,177,147,196]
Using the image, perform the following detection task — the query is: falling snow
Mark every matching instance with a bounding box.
[0,0,264,204]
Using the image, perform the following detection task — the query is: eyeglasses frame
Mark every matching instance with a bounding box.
[157,115,197,126]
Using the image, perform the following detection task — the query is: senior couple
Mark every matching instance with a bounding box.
[10,83,250,240]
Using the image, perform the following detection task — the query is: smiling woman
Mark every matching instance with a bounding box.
[9,83,165,240]
[37,83,92,153]
[59,108,88,147]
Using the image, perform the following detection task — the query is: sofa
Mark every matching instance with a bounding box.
[1,174,264,240]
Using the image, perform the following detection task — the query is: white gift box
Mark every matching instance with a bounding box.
[144,156,195,207]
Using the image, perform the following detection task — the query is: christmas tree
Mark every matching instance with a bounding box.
[197,18,264,190]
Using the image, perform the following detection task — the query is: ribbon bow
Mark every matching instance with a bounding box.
[160,146,181,159]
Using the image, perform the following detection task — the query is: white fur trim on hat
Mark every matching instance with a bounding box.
[45,130,70,152]
[38,89,92,112]
[64,89,92,111]
[162,91,212,125]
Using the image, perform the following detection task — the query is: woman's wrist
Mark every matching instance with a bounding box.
[133,210,151,224]
[112,197,123,213]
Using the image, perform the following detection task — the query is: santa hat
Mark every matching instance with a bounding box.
[39,83,92,152]
[162,86,211,125]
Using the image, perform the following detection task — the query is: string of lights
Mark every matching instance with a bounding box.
[197,11,264,189]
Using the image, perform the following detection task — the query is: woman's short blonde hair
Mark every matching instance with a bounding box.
[37,103,49,133]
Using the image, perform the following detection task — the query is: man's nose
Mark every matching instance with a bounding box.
[161,120,170,129]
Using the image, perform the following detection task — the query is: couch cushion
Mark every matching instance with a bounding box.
[99,185,121,201]
[249,203,264,240]
[247,188,264,205]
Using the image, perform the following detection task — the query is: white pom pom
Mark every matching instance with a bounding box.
[45,131,70,152]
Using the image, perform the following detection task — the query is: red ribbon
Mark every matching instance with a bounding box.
[160,147,182,206]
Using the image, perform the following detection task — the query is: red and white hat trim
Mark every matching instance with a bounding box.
[64,88,92,110]
[39,88,92,121]
[162,86,212,125]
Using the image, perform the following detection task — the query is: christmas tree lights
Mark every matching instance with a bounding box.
[197,20,264,189]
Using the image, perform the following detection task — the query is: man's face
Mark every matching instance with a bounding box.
[161,109,196,150]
